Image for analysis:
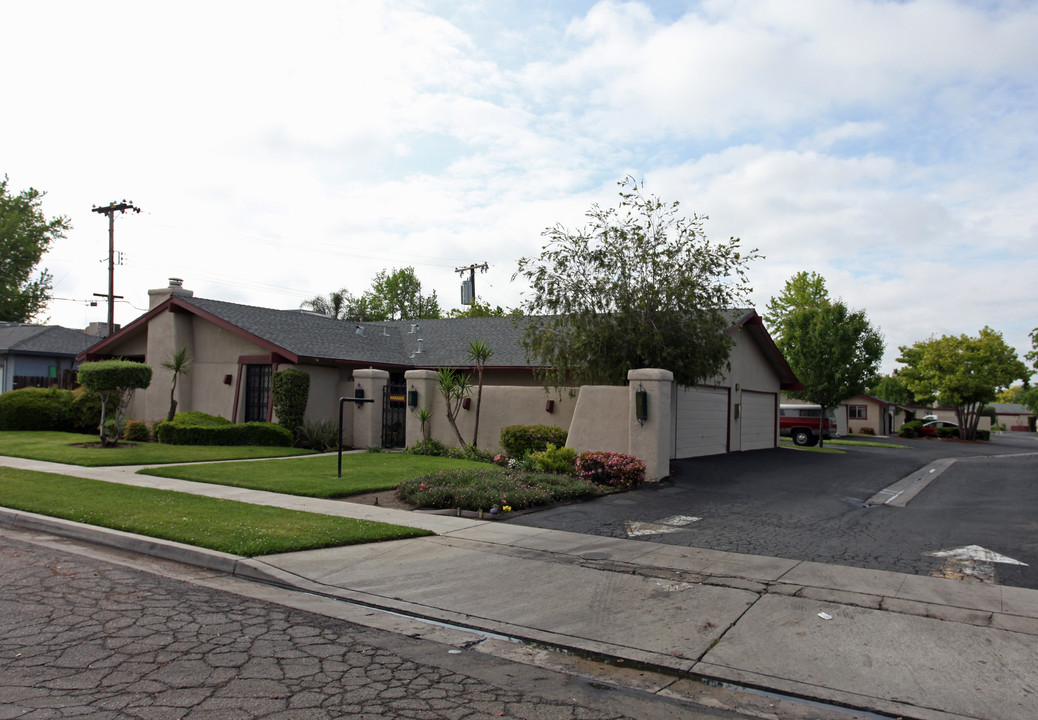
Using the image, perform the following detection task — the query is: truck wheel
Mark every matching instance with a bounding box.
[793,429,814,446]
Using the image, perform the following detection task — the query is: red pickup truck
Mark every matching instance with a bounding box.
[779,404,838,446]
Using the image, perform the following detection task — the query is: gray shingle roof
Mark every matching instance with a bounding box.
[180,297,531,368]
[0,322,97,357]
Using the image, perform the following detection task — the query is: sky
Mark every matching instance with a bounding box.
[4,0,1037,376]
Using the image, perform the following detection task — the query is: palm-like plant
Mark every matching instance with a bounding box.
[161,346,193,422]
[436,367,471,447]
[467,340,493,447]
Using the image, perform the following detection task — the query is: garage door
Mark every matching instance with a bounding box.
[674,385,729,458]
[741,391,776,450]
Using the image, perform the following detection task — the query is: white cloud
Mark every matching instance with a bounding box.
[3,0,1036,375]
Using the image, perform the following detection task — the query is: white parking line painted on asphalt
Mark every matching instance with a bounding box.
[625,515,701,537]
[926,545,1028,566]
[925,545,1028,583]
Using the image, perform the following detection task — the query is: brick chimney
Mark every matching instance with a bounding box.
[148,277,194,310]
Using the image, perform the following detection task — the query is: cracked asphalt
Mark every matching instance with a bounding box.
[0,533,754,720]
[511,434,1038,588]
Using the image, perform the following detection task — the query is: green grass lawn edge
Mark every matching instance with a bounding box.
[0,431,315,466]
[137,453,492,498]
[0,467,431,557]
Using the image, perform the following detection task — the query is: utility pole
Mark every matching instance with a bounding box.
[455,262,489,305]
[92,200,140,337]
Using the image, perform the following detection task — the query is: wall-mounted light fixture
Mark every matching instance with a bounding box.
[545,400,555,413]
[408,386,418,409]
[734,403,741,420]
[354,387,365,400]
[223,374,233,385]
[635,384,648,425]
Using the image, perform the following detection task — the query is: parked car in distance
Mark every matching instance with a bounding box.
[779,404,839,446]
[920,420,960,438]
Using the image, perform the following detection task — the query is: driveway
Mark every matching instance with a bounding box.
[510,434,1038,589]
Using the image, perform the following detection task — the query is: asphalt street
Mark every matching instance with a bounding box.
[0,532,782,720]
[511,434,1038,588]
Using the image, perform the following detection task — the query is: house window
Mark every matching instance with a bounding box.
[244,364,272,422]
[849,405,867,420]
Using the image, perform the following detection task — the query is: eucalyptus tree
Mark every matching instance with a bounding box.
[515,176,759,388]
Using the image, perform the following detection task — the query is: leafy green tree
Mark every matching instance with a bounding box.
[447,300,507,318]
[77,360,153,447]
[764,271,830,341]
[303,267,440,322]
[1027,327,1038,375]
[161,346,194,422]
[515,177,759,387]
[779,301,884,446]
[364,267,441,321]
[866,372,917,405]
[466,340,493,447]
[300,288,374,321]
[896,327,1029,440]
[0,175,72,322]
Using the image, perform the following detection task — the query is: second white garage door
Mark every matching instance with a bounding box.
[674,385,729,458]
[740,390,777,451]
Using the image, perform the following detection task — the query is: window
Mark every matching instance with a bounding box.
[244,364,272,422]
[849,405,867,420]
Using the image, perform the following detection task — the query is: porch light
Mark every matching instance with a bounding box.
[545,400,554,413]
[635,385,648,425]
[408,386,418,408]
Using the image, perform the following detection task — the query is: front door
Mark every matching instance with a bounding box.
[382,381,407,448]
[244,364,272,422]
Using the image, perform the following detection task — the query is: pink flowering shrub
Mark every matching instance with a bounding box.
[576,451,646,489]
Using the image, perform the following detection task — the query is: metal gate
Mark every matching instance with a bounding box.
[382,381,407,448]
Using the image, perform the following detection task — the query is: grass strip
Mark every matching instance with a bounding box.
[138,453,490,498]
[0,431,313,466]
[827,437,912,449]
[0,467,430,557]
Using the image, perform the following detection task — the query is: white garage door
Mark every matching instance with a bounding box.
[674,385,729,458]
[741,391,776,451]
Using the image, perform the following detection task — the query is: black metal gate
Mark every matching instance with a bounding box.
[382,381,407,448]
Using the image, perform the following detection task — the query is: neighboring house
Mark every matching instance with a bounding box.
[989,403,1035,432]
[0,322,96,394]
[79,279,799,465]
[840,395,904,436]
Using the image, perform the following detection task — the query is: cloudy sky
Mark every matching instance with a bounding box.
[5,0,1037,374]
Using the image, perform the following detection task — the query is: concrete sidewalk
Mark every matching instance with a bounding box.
[2,456,1037,720]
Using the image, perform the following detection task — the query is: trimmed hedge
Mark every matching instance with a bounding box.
[272,368,310,433]
[500,424,568,458]
[0,387,71,431]
[155,415,292,446]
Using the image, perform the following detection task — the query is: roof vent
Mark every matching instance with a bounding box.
[383,327,390,336]
[417,339,423,353]
[409,324,419,334]
[356,326,365,337]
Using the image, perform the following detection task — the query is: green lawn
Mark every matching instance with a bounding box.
[0,431,314,466]
[138,453,491,498]
[0,467,430,557]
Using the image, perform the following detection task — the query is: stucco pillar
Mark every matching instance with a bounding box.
[352,369,389,448]
[627,368,674,482]
[404,369,438,447]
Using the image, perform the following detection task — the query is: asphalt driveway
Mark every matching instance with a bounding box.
[510,434,1038,589]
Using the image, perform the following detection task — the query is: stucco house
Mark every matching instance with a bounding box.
[989,403,1035,432]
[79,279,799,468]
[840,394,904,436]
[0,322,96,394]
